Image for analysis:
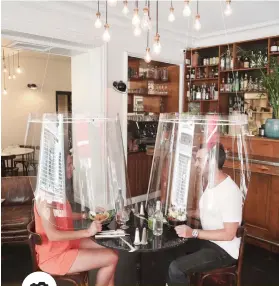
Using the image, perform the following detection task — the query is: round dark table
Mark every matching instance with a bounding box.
[91,212,187,285]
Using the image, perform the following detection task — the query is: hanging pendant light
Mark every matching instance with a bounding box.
[153,0,161,55]
[224,0,232,16]
[108,0,117,7]
[122,0,129,15]
[168,0,175,22]
[2,50,7,73]
[8,56,11,80]
[16,51,22,74]
[95,0,102,29]
[3,73,7,95]
[144,31,151,63]
[12,53,16,79]
[183,0,191,17]
[103,1,111,42]
[133,25,142,36]
[132,0,140,27]
[194,0,201,31]
[141,0,152,31]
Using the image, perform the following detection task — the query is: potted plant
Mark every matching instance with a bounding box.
[260,57,279,139]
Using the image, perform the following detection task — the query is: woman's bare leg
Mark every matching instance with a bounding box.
[79,238,104,249]
[68,248,118,286]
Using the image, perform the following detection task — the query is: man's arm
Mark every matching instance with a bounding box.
[175,222,238,241]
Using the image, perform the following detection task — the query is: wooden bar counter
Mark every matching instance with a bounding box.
[221,136,279,252]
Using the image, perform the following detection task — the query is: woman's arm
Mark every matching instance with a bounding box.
[36,201,101,241]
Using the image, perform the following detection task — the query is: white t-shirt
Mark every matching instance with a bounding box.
[199,176,242,259]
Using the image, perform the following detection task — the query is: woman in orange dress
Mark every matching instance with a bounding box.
[34,153,118,286]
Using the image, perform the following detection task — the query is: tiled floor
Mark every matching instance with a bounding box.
[1,243,279,286]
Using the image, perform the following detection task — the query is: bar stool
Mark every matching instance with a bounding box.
[27,220,89,286]
[191,226,246,286]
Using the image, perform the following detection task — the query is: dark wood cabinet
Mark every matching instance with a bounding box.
[222,136,279,252]
[127,152,153,198]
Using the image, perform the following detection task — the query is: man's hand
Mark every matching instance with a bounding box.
[86,221,102,237]
[175,225,193,238]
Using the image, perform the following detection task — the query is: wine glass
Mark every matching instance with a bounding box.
[120,209,129,230]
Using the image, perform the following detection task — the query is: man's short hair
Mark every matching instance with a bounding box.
[199,143,226,170]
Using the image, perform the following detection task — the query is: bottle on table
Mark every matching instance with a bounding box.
[153,201,163,236]
[115,188,124,223]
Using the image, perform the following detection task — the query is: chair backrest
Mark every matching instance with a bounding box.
[1,176,36,206]
[27,220,42,272]
[1,155,16,169]
[236,225,247,284]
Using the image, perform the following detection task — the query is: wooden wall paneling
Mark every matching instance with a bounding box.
[268,176,279,240]
[165,66,180,112]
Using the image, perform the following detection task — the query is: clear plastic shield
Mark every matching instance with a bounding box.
[25,113,131,230]
[146,113,251,226]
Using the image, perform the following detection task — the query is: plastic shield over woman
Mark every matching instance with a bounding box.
[25,113,131,284]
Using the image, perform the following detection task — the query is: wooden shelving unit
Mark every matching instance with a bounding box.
[184,35,279,115]
[128,56,179,113]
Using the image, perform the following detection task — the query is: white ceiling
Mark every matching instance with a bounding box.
[1,1,279,55]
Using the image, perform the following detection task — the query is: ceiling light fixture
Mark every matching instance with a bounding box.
[153,0,161,55]
[108,0,117,7]
[3,73,7,95]
[16,51,22,74]
[141,0,152,31]
[194,0,201,31]
[8,56,11,80]
[27,84,38,90]
[168,0,175,22]
[94,0,102,29]
[132,1,140,27]
[2,50,7,73]
[183,0,191,17]
[103,1,111,42]
[224,0,232,16]
[144,31,151,63]
[122,0,129,15]
[133,25,142,36]
[12,53,16,79]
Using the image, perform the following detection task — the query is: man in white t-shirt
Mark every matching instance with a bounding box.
[168,143,242,286]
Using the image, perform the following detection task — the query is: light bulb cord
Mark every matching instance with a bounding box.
[170,0,173,8]
[106,0,108,24]
[97,0,100,13]
[156,0,158,34]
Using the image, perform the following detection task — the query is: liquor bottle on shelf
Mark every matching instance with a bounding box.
[253,78,259,91]
[258,78,264,92]
[185,57,191,66]
[192,85,196,100]
[250,50,256,68]
[220,53,225,71]
[234,71,240,92]
[243,73,248,91]
[202,84,206,100]
[257,50,264,67]
[214,67,219,78]
[229,96,233,114]
[220,78,225,92]
[196,86,201,100]
[270,40,277,52]
[236,56,242,69]
[214,84,218,100]
[226,75,230,92]
[240,75,244,91]
[230,55,234,70]
[225,49,231,70]
[191,69,195,79]
[205,86,209,100]
[243,56,250,69]
[190,85,193,99]
[187,82,190,99]
[197,68,201,79]
[247,76,254,92]
[186,70,190,80]
[264,49,268,67]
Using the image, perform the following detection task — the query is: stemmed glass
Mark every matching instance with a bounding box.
[120,209,129,230]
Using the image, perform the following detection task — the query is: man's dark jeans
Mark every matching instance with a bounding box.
[168,239,237,286]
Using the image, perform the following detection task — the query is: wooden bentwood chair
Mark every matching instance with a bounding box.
[191,226,246,286]
[27,220,89,286]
